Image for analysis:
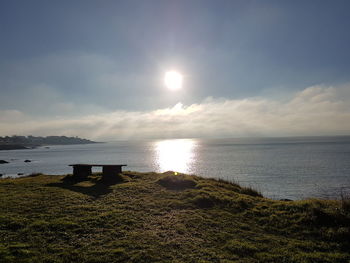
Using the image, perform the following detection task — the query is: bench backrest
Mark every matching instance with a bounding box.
[69,164,127,167]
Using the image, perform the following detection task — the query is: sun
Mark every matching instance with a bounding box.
[164,71,183,91]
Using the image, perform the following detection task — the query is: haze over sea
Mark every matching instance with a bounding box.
[1,136,349,200]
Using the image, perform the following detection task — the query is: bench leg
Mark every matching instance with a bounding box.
[102,166,122,181]
[73,166,92,179]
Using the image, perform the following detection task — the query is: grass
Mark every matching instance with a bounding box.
[0,171,349,262]
[340,191,350,213]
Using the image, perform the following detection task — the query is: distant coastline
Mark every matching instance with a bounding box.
[0,144,31,151]
[0,135,98,151]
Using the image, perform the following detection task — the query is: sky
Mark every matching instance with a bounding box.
[1,0,350,140]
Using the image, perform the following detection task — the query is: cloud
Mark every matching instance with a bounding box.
[0,110,25,123]
[1,85,349,140]
[0,52,161,115]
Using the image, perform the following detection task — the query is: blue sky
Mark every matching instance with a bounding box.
[1,0,350,139]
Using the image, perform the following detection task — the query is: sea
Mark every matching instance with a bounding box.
[1,136,350,200]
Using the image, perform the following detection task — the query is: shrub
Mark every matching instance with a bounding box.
[157,174,197,190]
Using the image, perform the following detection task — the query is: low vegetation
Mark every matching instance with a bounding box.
[0,135,97,151]
[0,172,349,262]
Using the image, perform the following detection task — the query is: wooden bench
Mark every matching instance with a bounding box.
[69,164,127,180]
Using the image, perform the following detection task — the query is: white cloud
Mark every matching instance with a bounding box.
[1,85,349,140]
[0,110,25,123]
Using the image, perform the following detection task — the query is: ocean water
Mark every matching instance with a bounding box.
[1,137,350,200]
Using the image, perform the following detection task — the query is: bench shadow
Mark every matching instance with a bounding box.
[47,174,125,198]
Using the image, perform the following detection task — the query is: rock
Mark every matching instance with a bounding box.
[0,174,3,177]
[0,160,9,164]
[24,159,31,163]
[17,173,24,175]
[280,198,293,201]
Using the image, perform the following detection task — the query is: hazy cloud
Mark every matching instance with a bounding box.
[0,52,163,115]
[1,85,349,140]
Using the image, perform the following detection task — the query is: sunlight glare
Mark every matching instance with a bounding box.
[154,139,196,173]
[164,71,183,91]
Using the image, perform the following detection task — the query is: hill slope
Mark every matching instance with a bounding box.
[0,172,349,262]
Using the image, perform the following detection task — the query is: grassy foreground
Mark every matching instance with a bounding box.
[0,172,349,263]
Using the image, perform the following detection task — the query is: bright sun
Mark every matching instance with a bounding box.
[164,71,183,91]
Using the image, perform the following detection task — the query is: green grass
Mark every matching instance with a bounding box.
[0,171,349,262]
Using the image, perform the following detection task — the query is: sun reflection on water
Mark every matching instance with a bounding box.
[154,139,197,173]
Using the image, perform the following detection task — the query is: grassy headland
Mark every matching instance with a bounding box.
[0,136,98,151]
[0,172,349,262]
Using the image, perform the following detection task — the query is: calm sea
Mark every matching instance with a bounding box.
[1,137,350,200]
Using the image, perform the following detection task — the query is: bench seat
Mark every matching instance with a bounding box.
[69,164,127,179]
